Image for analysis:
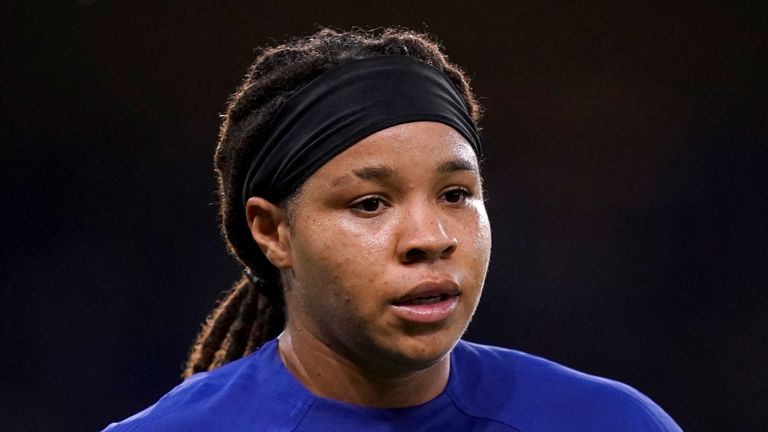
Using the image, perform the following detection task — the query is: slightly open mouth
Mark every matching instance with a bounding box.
[392,293,457,307]
[390,294,459,323]
[394,294,453,306]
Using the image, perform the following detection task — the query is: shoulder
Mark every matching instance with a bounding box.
[447,340,682,431]
[102,340,309,432]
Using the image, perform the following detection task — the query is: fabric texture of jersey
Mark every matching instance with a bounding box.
[103,339,682,431]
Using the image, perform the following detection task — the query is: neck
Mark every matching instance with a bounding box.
[277,326,450,408]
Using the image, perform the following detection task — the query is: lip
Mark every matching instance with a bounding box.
[390,280,460,324]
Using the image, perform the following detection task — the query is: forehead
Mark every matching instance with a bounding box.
[311,122,480,178]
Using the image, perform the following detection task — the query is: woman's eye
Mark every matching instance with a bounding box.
[443,189,470,204]
[352,197,385,213]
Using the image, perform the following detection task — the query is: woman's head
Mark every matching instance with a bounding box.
[249,121,491,374]
[216,27,481,280]
[185,27,485,377]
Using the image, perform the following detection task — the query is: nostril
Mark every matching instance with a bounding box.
[404,248,429,263]
[441,244,456,258]
[403,243,456,263]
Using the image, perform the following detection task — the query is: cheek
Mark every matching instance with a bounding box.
[462,203,492,260]
[335,215,395,252]
[311,215,397,266]
[290,218,393,301]
[477,211,493,260]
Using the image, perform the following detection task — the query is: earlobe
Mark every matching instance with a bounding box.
[245,197,292,269]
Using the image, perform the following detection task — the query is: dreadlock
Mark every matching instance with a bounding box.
[183,27,482,378]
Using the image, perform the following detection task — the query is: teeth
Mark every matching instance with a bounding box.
[408,295,444,305]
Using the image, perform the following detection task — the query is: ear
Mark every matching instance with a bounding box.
[245,196,293,269]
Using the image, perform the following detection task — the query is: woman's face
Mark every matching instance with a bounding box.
[281,121,491,373]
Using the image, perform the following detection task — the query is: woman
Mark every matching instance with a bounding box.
[105,28,681,431]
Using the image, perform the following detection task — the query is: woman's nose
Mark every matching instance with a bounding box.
[396,203,458,264]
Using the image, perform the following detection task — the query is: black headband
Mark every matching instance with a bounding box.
[242,55,482,204]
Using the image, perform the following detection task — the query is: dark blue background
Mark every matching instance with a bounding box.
[2,1,765,431]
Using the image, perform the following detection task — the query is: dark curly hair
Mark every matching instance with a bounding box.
[183,27,482,378]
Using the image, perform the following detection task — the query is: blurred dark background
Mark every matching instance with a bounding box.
[2,1,766,431]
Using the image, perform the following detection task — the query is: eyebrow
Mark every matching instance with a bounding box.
[329,157,477,187]
[436,158,478,174]
[353,165,398,181]
[329,165,396,187]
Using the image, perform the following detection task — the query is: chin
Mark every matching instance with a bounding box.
[378,328,463,372]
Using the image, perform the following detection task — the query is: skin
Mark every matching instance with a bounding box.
[246,121,492,408]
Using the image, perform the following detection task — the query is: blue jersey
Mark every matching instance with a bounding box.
[104,339,681,431]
